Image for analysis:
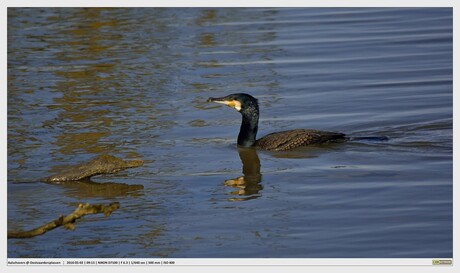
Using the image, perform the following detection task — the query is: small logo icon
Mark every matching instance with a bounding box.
[432,259,452,265]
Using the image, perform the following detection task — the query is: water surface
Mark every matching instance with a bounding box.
[7,8,452,258]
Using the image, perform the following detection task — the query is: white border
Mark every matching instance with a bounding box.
[2,0,457,272]
[3,0,457,8]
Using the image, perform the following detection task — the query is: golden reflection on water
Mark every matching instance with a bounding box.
[59,180,144,199]
[195,9,217,26]
[46,9,124,156]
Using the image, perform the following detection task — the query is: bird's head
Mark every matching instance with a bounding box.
[207,93,259,114]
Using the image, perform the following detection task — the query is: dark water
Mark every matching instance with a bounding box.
[7,8,452,258]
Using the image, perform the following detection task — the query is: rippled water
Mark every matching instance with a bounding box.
[7,8,452,258]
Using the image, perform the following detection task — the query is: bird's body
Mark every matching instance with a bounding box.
[207,93,346,151]
[255,129,345,151]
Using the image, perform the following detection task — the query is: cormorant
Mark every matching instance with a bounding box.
[207,93,346,151]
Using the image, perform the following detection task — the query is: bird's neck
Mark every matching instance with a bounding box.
[238,107,259,147]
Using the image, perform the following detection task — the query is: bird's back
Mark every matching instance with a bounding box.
[255,129,346,151]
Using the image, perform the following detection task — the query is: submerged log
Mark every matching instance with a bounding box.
[42,154,144,183]
[8,202,120,239]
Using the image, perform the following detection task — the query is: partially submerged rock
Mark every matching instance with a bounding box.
[42,154,144,183]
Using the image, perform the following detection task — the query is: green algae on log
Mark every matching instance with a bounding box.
[42,154,144,183]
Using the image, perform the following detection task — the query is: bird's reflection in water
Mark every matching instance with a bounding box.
[225,147,262,201]
[57,179,144,199]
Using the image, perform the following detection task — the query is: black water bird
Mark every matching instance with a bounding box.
[207,93,346,151]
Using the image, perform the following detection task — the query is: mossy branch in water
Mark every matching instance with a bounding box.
[42,155,144,183]
[8,202,120,239]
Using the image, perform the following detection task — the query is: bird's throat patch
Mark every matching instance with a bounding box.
[215,100,241,111]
